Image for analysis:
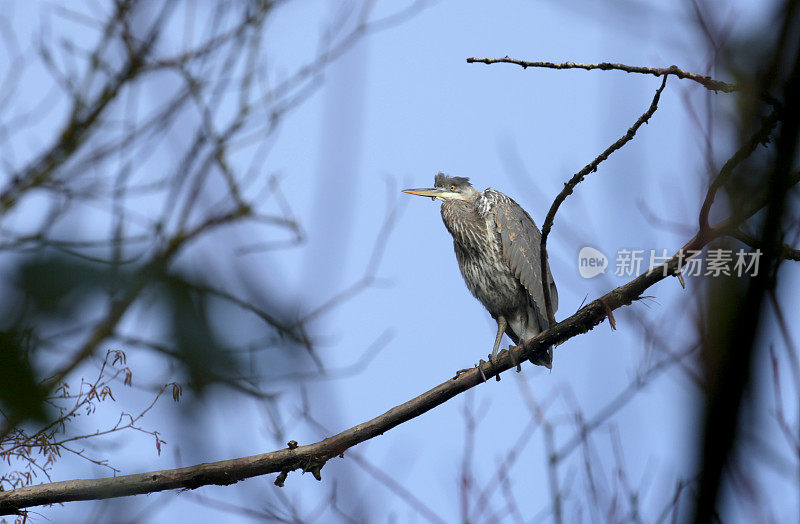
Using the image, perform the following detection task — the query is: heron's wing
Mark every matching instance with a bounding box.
[492,193,558,326]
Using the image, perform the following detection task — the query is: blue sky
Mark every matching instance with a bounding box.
[4,0,798,522]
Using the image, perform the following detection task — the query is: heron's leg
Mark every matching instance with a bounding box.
[485,316,507,381]
[509,315,527,371]
[490,316,507,360]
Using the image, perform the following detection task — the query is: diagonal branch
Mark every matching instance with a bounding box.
[539,75,668,326]
[4,169,798,515]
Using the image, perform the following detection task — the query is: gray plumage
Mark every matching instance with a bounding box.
[404,173,558,368]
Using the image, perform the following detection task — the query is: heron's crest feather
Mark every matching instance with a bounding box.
[434,172,471,188]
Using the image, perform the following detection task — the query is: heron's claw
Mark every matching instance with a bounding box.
[477,360,488,382]
[486,354,501,381]
[508,346,522,372]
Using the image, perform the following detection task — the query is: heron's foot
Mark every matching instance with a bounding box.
[453,361,493,382]
[507,346,522,372]
[486,354,501,381]
[477,360,489,382]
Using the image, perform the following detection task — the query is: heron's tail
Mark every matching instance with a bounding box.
[528,310,554,369]
[528,346,553,369]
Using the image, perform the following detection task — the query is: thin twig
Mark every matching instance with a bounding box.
[730,228,800,261]
[698,110,780,232]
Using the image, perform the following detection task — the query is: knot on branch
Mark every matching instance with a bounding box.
[274,471,288,487]
[273,454,327,487]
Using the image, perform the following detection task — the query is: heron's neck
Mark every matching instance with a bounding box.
[440,199,481,244]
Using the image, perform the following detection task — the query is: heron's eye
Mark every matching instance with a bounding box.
[449,185,456,191]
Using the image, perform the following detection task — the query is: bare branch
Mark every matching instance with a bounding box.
[698,110,780,232]
[729,228,800,261]
[466,57,737,93]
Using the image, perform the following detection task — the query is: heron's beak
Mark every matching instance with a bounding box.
[402,187,449,201]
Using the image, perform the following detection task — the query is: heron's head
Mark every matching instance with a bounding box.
[402,173,479,202]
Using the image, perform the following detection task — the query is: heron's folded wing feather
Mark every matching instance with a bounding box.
[492,196,558,327]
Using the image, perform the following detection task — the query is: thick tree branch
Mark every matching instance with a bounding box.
[5,178,799,515]
[466,57,737,93]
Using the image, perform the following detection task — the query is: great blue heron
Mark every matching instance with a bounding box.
[403,173,558,369]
